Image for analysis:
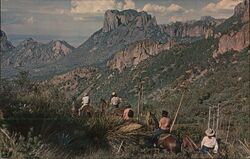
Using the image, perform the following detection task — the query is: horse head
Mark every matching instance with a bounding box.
[146,111,159,129]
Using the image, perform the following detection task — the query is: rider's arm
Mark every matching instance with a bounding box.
[201,136,206,148]
[213,138,218,153]
[159,118,163,128]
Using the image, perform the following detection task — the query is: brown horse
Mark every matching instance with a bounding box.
[99,98,109,113]
[158,134,181,153]
[182,135,198,152]
[147,112,197,154]
[97,98,126,118]
[78,105,95,117]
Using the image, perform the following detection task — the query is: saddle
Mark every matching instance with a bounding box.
[159,133,171,141]
[158,133,171,147]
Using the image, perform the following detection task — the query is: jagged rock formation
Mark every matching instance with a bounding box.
[213,23,249,58]
[0,30,14,53]
[66,9,169,67]
[107,39,175,72]
[159,16,224,38]
[234,0,249,23]
[103,10,157,32]
[105,15,225,72]
[213,0,249,57]
[3,38,75,67]
[62,10,224,71]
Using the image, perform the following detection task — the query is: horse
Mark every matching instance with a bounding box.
[99,98,109,113]
[147,112,197,154]
[145,112,159,130]
[78,105,95,117]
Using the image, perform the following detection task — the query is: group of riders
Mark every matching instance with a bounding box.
[74,92,219,155]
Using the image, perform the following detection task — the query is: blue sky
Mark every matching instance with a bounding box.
[1,0,242,46]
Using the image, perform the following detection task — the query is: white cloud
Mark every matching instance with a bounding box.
[142,3,186,14]
[71,0,118,14]
[167,4,185,13]
[142,3,168,13]
[202,0,242,12]
[123,0,135,10]
[70,0,135,14]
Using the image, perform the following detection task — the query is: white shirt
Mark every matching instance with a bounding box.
[110,96,121,106]
[201,136,218,152]
[82,96,90,106]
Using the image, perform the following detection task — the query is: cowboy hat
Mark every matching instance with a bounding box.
[205,128,215,137]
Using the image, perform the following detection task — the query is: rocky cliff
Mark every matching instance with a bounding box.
[160,16,224,38]
[213,0,249,57]
[63,9,169,68]
[107,39,175,72]
[0,30,14,53]
[106,15,225,72]
[3,39,75,67]
[234,0,249,23]
[103,9,157,32]
[213,23,249,58]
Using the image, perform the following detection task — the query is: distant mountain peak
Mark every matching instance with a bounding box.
[2,37,75,68]
[200,16,215,21]
[49,40,75,56]
[18,37,39,47]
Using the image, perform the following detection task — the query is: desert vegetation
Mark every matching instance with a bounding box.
[1,45,249,158]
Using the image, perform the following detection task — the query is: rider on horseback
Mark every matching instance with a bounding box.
[123,105,134,120]
[152,110,171,146]
[110,92,122,108]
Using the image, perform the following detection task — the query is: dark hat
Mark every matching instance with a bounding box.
[126,105,131,108]
[162,110,168,117]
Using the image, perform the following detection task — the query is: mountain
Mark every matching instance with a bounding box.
[1,1,248,79]
[47,0,249,103]
[106,16,225,72]
[159,16,224,38]
[59,9,169,68]
[213,0,249,57]
[56,9,225,73]
[107,39,176,72]
[0,30,14,54]
[2,38,75,67]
